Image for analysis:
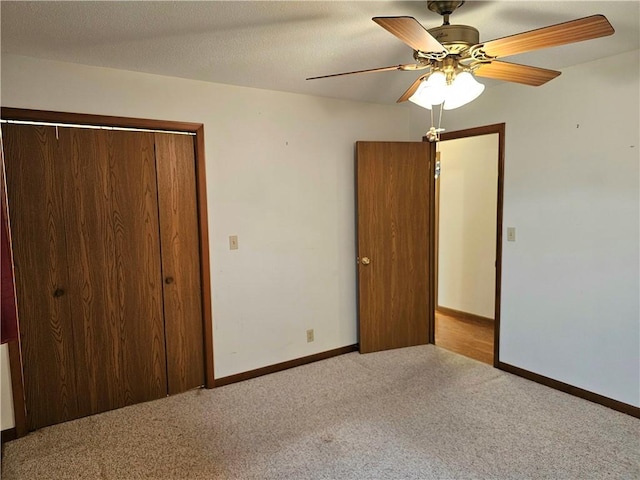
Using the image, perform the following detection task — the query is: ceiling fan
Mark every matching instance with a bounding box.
[307,1,614,110]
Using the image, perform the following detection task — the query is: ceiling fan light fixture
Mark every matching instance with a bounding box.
[443,71,485,110]
[310,7,614,109]
[410,70,484,110]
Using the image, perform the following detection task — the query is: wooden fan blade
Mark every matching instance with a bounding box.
[474,61,561,86]
[480,15,614,59]
[306,63,426,80]
[373,16,446,53]
[397,75,427,103]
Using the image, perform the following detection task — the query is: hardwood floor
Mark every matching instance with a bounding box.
[435,310,494,365]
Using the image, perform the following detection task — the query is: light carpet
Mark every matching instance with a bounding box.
[2,345,638,479]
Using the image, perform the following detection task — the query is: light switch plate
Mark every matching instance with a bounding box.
[229,235,238,250]
[507,227,516,242]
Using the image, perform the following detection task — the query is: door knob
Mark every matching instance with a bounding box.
[165,277,174,285]
[361,257,371,265]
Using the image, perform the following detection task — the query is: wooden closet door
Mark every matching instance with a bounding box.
[155,133,204,393]
[109,130,168,404]
[59,128,167,416]
[3,124,80,430]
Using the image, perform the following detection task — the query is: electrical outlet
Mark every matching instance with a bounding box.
[306,329,314,343]
[229,235,238,250]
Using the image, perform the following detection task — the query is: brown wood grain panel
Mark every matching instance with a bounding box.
[109,131,167,404]
[194,126,215,389]
[356,142,431,353]
[58,128,124,416]
[482,15,614,59]
[372,17,444,53]
[475,61,560,87]
[3,124,80,430]
[155,133,205,394]
[60,128,167,414]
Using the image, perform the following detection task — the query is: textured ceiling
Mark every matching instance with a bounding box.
[1,1,639,105]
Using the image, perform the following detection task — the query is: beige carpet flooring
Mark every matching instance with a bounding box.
[2,345,639,479]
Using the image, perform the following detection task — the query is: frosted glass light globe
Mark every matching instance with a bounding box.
[409,71,447,110]
[443,72,485,110]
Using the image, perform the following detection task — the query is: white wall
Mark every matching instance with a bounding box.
[413,49,640,407]
[438,134,498,319]
[0,344,15,430]
[0,54,413,427]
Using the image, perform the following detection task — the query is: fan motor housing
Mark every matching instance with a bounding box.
[427,24,479,54]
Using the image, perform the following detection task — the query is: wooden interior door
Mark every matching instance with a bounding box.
[3,124,80,430]
[356,141,434,353]
[155,133,205,394]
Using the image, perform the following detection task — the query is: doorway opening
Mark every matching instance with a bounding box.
[432,124,505,366]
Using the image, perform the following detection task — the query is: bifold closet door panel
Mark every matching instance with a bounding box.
[107,130,167,405]
[3,124,80,430]
[59,128,167,415]
[155,133,205,394]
